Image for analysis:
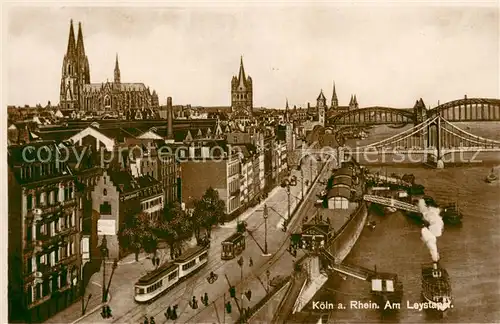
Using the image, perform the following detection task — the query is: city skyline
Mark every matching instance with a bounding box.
[5,4,499,109]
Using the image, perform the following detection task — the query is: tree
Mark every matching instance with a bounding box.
[192,187,226,240]
[155,202,193,259]
[119,212,157,261]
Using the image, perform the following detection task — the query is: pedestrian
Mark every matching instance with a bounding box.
[150,316,155,324]
[204,292,209,305]
[192,296,197,309]
[249,257,253,267]
[166,306,171,319]
[172,305,178,319]
[156,257,160,266]
[143,315,149,324]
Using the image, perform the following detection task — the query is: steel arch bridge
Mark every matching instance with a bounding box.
[328,107,415,126]
[428,98,500,122]
[343,114,500,166]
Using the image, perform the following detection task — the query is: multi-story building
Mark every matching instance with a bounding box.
[178,141,242,216]
[275,140,288,184]
[59,20,159,114]
[67,145,103,288]
[91,169,164,259]
[8,142,82,323]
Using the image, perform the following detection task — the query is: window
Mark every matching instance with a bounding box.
[27,194,33,210]
[199,252,208,261]
[103,189,107,196]
[100,202,112,215]
[182,260,196,270]
[27,285,33,305]
[168,271,178,281]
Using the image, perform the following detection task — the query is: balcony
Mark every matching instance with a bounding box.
[58,254,78,266]
[27,204,62,221]
[61,198,76,208]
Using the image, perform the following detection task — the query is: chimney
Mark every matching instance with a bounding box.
[167,97,173,140]
[433,262,438,270]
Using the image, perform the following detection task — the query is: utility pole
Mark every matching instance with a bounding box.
[266,270,270,293]
[287,186,291,225]
[301,167,304,199]
[263,204,269,256]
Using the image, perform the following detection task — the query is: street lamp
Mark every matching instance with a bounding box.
[237,256,244,312]
[100,235,109,303]
[281,176,297,231]
[262,204,270,256]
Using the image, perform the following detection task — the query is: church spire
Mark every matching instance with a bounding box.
[238,56,246,83]
[331,81,338,109]
[114,53,121,84]
[285,98,289,122]
[76,22,85,56]
[66,20,76,55]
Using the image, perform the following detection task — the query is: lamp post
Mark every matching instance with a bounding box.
[104,259,118,303]
[263,204,270,256]
[100,235,108,303]
[281,176,297,231]
[237,256,244,313]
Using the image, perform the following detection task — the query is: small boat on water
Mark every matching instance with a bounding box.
[441,202,463,225]
[485,168,498,183]
[371,271,404,311]
[421,262,453,317]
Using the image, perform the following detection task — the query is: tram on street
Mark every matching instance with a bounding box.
[134,245,209,303]
[221,232,246,260]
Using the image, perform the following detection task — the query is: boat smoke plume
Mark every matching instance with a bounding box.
[418,199,444,237]
[418,199,444,262]
[421,227,440,262]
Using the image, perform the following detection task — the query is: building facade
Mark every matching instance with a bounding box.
[91,170,164,259]
[8,142,82,323]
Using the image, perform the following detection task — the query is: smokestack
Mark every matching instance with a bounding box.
[167,97,173,140]
[433,262,438,270]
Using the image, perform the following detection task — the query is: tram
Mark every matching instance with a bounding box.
[134,245,209,303]
[221,232,246,260]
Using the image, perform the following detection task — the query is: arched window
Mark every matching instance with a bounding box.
[104,96,111,108]
[103,189,107,196]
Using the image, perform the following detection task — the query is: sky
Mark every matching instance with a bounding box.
[4,2,500,109]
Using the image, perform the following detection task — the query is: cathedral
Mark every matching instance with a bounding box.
[231,57,253,116]
[59,20,159,115]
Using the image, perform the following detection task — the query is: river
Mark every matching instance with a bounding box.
[310,122,500,323]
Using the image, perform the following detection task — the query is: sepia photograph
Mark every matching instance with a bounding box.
[3,1,500,323]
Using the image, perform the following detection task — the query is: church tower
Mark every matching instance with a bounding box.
[114,53,121,84]
[317,90,326,126]
[231,56,253,115]
[331,81,338,109]
[60,20,90,111]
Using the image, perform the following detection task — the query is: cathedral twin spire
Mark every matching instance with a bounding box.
[66,20,86,57]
